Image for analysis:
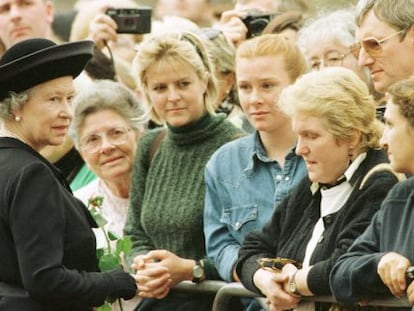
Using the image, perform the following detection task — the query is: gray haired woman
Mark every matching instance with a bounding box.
[70,79,147,249]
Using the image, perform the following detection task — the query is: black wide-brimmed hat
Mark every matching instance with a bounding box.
[0,38,94,101]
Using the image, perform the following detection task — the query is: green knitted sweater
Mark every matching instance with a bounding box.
[125,114,243,279]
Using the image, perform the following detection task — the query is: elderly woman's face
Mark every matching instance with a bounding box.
[13,76,74,151]
[78,109,138,181]
[306,38,369,85]
[293,115,351,184]
[145,60,208,127]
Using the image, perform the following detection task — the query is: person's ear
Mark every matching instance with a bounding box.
[349,129,362,150]
[45,1,55,25]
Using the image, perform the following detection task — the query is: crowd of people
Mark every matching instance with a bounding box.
[1,0,414,310]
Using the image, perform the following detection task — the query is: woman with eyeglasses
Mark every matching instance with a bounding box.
[125,32,243,310]
[70,79,147,310]
[297,9,369,80]
[70,79,147,250]
[236,67,401,311]
[297,8,386,107]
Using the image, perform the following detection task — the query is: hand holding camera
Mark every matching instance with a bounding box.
[216,9,249,46]
[88,5,152,51]
[241,10,277,38]
[106,8,152,34]
[216,8,276,46]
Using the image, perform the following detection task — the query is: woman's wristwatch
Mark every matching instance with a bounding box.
[288,270,303,297]
[192,259,206,283]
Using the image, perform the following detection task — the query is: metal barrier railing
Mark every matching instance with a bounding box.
[172,280,411,311]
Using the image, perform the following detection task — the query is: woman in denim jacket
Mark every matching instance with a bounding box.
[204,34,308,283]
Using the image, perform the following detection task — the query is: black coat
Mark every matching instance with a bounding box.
[236,149,399,299]
[0,138,136,311]
[331,176,414,304]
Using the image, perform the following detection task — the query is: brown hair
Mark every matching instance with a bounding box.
[387,77,414,128]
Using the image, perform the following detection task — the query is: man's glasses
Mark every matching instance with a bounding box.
[80,127,132,154]
[309,50,351,71]
[349,30,404,58]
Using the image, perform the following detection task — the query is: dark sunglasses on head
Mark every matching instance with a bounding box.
[349,29,404,58]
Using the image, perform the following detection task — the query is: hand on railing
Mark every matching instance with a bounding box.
[253,267,299,310]
[377,252,411,298]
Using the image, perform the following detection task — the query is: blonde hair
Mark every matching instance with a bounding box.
[236,33,308,82]
[133,32,217,124]
[279,67,382,150]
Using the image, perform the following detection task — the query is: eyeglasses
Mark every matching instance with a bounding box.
[349,30,404,59]
[80,127,131,154]
[257,257,302,272]
[309,50,350,71]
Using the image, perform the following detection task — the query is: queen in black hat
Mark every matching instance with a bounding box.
[0,38,138,310]
[0,38,94,148]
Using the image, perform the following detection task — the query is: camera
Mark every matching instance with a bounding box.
[241,11,277,38]
[106,8,152,34]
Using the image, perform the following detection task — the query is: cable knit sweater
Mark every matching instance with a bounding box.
[125,114,243,279]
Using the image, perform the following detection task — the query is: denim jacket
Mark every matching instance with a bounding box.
[204,132,307,281]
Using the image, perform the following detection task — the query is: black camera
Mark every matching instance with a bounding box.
[106,8,152,34]
[242,11,277,38]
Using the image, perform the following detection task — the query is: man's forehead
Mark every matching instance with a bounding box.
[356,10,393,39]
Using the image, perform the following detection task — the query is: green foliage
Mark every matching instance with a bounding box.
[87,196,132,311]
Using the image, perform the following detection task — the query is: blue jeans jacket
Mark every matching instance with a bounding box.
[204,132,307,281]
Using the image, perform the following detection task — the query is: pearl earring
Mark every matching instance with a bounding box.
[15,116,21,122]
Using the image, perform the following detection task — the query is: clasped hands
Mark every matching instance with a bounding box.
[253,262,302,311]
[130,250,191,299]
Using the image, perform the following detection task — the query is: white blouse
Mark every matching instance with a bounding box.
[74,179,129,249]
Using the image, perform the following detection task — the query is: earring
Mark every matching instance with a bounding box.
[348,148,354,163]
[15,116,21,122]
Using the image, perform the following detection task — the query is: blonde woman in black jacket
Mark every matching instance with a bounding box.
[236,67,400,311]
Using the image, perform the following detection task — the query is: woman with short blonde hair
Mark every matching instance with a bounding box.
[126,31,243,310]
